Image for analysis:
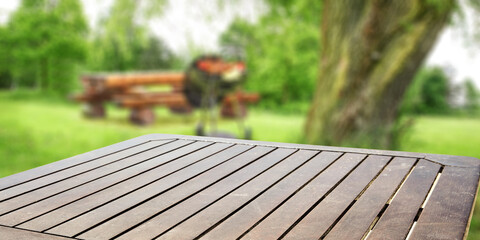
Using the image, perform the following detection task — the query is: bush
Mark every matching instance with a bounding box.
[464,78,480,112]
[401,66,451,114]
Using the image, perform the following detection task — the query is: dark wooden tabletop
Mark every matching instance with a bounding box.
[0,134,478,240]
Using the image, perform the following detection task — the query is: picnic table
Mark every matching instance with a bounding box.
[0,134,478,240]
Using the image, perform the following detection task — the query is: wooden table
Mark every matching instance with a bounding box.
[0,134,478,240]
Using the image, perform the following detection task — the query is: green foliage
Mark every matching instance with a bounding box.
[1,0,88,93]
[137,36,179,70]
[88,0,175,72]
[401,66,451,114]
[464,78,480,111]
[425,0,456,14]
[0,27,13,88]
[0,0,180,92]
[220,1,322,106]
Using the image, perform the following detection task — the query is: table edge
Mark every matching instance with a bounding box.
[0,226,74,239]
[143,134,480,168]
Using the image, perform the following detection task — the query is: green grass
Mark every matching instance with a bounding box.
[0,91,304,177]
[400,116,480,159]
[0,91,479,239]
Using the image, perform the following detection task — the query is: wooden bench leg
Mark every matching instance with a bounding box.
[83,102,106,118]
[129,107,155,126]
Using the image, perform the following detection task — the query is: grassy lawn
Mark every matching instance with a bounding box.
[400,116,480,159]
[0,91,479,238]
[0,92,305,177]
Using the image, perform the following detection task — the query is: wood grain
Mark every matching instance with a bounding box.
[409,166,480,240]
[7,142,228,228]
[241,153,368,240]
[116,148,298,240]
[367,160,441,240]
[282,155,391,240]
[0,135,166,190]
[48,146,277,237]
[201,152,350,240]
[323,157,416,240]
[74,144,256,239]
[0,134,478,240]
[0,226,73,240]
[0,140,171,201]
[0,140,193,216]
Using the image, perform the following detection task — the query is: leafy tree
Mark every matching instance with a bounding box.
[0,27,13,89]
[88,0,174,71]
[401,67,451,114]
[305,0,459,148]
[6,0,88,93]
[220,1,322,106]
[137,36,177,70]
[464,78,480,111]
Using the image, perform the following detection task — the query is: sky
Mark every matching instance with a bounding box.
[0,0,479,87]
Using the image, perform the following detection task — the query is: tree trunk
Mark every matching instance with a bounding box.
[305,0,455,148]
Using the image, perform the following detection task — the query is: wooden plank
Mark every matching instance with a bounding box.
[281,155,391,240]
[113,148,301,240]
[46,146,277,237]
[143,134,425,159]
[323,157,416,240]
[0,140,170,201]
[105,72,185,88]
[409,166,480,240]
[199,152,361,240]
[14,142,236,232]
[3,142,228,227]
[0,134,163,190]
[157,151,335,240]
[75,145,266,239]
[0,226,73,240]
[0,140,194,216]
[241,154,378,240]
[367,160,440,240]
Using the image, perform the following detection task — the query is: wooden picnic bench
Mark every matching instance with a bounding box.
[0,134,478,239]
[74,73,260,125]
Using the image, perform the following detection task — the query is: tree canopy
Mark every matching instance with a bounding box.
[88,0,175,72]
[220,1,322,107]
[0,0,176,93]
[3,0,88,93]
[401,67,451,114]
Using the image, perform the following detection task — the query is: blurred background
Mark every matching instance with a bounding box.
[0,0,479,238]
